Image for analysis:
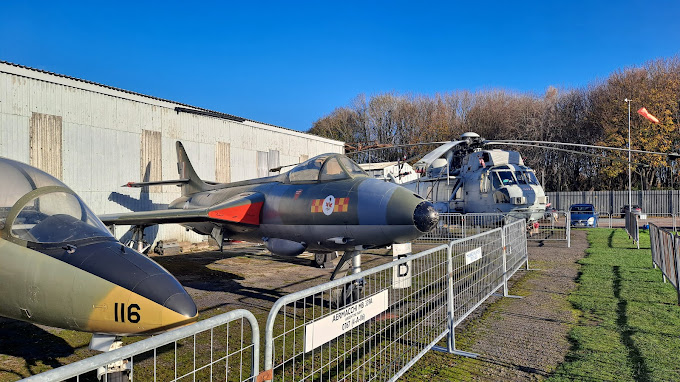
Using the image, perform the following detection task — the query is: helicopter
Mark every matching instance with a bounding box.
[356,132,548,222]
[0,157,198,380]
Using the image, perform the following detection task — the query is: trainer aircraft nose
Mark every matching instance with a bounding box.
[0,157,197,336]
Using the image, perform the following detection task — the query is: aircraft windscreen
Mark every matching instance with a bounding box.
[319,157,348,181]
[514,171,528,185]
[288,155,328,183]
[525,171,540,185]
[338,156,367,177]
[495,171,517,186]
[11,191,112,243]
[0,158,70,227]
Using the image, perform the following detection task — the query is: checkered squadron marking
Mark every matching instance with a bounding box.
[311,197,349,213]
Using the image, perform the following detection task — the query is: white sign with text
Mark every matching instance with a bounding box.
[465,247,483,265]
[304,290,389,352]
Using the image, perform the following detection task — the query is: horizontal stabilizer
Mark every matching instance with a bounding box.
[99,192,265,227]
[123,179,190,188]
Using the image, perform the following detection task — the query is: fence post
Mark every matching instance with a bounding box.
[502,225,508,296]
[567,213,571,248]
[673,233,680,305]
[446,244,455,353]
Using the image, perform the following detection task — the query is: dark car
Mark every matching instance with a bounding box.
[620,205,642,218]
[569,204,598,227]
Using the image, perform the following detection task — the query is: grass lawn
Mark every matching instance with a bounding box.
[548,229,680,382]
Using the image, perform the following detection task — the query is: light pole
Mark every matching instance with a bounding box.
[625,98,632,212]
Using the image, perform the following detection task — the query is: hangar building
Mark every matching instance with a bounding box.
[0,61,344,243]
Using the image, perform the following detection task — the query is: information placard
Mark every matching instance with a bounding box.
[304,289,389,352]
[465,247,483,265]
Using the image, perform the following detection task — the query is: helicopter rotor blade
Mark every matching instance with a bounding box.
[486,142,650,167]
[490,139,678,158]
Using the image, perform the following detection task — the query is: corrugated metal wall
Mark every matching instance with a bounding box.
[29,112,62,180]
[215,142,231,183]
[0,63,344,243]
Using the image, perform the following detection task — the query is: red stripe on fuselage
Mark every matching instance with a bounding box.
[208,202,263,225]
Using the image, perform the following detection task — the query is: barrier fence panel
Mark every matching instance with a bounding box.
[262,244,450,382]
[420,212,570,247]
[21,309,259,382]
[416,213,506,243]
[625,211,640,249]
[504,218,530,277]
[525,211,570,247]
[649,223,680,305]
[263,219,530,381]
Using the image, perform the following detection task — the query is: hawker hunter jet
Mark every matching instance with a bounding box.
[100,142,438,279]
[0,157,198,339]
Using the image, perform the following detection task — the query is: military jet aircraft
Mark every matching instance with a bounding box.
[100,142,439,285]
[0,157,198,340]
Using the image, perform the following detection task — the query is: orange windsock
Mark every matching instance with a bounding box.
[637,107,659,123]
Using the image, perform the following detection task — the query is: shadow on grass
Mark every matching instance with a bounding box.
[613,265,651,382]
[0,318,75,378]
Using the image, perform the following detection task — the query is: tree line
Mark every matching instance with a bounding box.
[308,57,680,192]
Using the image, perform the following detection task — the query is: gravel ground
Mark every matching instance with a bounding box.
[405,229,588,381]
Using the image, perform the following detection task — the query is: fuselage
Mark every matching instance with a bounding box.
[403,149,547,222]
[0,157,197,335]
[169,175,437,253]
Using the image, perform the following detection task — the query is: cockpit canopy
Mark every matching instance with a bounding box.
[0,157,112,244]
[287,154,367,183]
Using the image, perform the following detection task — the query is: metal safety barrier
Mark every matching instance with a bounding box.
[649,223,680,305]
[22,221,531,382]
[416,213,505,243]
[419,212,570,247]
[625,211,640,249]
[21,309,259,382]
[524,211,570,247]
[261,219,529,381]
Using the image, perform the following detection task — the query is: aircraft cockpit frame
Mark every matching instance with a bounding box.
[285,153,368,184]
[0,158,113,247]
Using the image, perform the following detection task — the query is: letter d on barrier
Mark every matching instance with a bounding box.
[392,243,412,289]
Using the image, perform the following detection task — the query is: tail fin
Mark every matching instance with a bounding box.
[176,141,209,196]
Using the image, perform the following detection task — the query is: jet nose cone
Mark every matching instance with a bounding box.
[164,290,198,318]
[414,201,439,232]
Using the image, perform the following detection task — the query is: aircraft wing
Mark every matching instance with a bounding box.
[99,192,265,227]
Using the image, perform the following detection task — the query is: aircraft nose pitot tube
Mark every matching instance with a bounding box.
[413,201,439,232]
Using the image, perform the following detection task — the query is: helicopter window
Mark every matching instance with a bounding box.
[319,157,348,181]
[496,171,517,186]
[288,156,327,183]
[11,191,112,243]
[338,156,367,177]
[491,173,502,189]
[525,171,539,185]
[514,171,528,185]
[480,172,490,193]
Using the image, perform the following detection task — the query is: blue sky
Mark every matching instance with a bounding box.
[1,1,678,131]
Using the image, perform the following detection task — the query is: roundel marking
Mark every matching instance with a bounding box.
[322,195,335,216]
